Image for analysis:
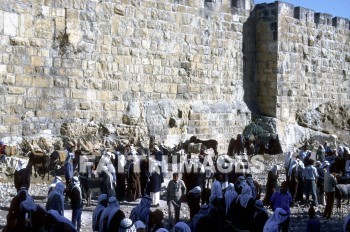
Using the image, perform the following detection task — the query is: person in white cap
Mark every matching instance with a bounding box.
[119,218,136,232]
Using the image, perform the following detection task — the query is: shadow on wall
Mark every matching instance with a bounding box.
[242,8,259,115]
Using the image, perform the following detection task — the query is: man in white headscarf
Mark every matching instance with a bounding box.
[263,208,288,232]
[99,165,115,197]
[96,151,116,182]
[224,183,237,215]
[235,184,254,230]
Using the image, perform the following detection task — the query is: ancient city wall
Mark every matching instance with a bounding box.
[1,0,349,152]
[0,0,253,152]
[255,2,350,123]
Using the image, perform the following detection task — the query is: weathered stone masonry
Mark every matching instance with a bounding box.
[0,0,349,152]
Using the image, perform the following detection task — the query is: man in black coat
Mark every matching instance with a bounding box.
[69,176,83,232]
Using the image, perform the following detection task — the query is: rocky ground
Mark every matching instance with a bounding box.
[0,154,348,232]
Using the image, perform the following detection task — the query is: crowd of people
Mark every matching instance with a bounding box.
[2,139,350,231]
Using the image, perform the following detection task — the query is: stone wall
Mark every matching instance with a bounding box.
[255,1,350,123]
[1,0,349,152]
[0,0,252,153]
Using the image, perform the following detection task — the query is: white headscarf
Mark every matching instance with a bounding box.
[263,208,288,232]
[189,186,202,194]
[236,184,252,208]
[101,166,114,189]
[225,183,237,214]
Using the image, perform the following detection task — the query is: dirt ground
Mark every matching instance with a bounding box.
[0,154,348,232]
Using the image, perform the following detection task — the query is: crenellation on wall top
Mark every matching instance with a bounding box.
[256,1,350,31]
[294,7,314,24]
[332,17,350,30]
[314,13,332,27]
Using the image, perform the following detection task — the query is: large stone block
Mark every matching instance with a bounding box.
[4,12,18,36]
[8,87,25,95]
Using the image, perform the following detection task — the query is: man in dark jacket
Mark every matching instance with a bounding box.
[69,177,83,232]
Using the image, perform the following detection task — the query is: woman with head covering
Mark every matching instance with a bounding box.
[235,176,246,194]
[252,200,269,232]
[20,198,48,231]
[263,165,279,206]
[224,183,237,216]
[263,208,288,232]
[246,176,258,200]
[92,194,108,231]
[118,218,136,232]
[187,186,202,219]
[4,187,30,231]
[46,182,65,216]
[46,209,77,232]
[190,204,211,232]
[48,176,62,196]
[235,184,255,230]
[99,197,120,232]
[174,222,191,232]
[130,196,152,225]
[134,220,146,232]
[155,229,169,232]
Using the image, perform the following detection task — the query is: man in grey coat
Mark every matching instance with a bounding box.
[166,172,186,226]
